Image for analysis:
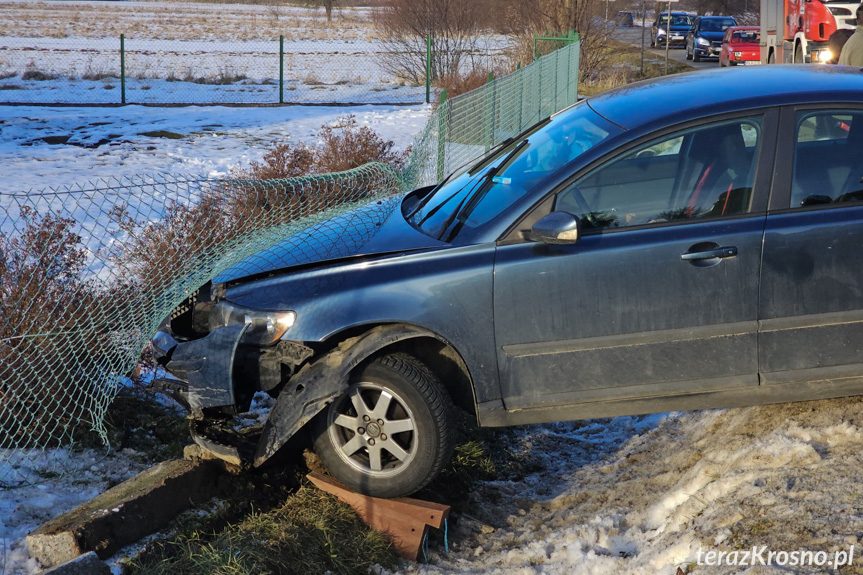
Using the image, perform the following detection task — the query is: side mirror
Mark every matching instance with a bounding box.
[530,212,582,245]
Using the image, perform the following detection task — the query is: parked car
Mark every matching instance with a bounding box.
[719,26,761,66]
[651,11,694,47]
[153,66,863,498]
[687,15,738,61]
[616,10,635,26]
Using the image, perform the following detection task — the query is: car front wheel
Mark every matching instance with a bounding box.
[686,42,693,60]
[312,353,455,498]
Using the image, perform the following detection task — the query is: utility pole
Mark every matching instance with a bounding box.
[641,0,646,75]
[665,0,671,74]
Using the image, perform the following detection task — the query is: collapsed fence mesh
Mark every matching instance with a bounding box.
[0,38,578,499]
[0,166,403,488]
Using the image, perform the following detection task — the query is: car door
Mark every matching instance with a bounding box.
[493,112,778,410]
[759,106,863,385]
[688,17,700,53]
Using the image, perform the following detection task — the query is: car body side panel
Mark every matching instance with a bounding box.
[224,243,500,403]
[760,207,863,382]
[493,216,765,410]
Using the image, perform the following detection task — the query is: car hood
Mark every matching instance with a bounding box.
[697,30,727,41]
[661,24,691,33]
[213,194,448,285]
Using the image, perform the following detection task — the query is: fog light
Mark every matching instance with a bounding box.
[818,49,833,63]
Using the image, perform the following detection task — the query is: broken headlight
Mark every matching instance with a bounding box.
[209,301,296,346]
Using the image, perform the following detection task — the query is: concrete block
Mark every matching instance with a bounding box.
[27,458,223,568]
[43,552,110,575]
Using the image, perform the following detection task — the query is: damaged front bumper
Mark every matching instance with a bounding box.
[152,324,250,413]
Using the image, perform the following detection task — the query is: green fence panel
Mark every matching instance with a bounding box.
[404,39,580,190]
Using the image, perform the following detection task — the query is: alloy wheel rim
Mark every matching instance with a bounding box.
[327,382,419,477]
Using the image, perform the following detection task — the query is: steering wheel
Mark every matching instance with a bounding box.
[566,185,599,229]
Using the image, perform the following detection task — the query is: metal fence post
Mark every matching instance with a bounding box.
[279,35,284,104]
[485,72,494,153]
[436,89,448,182]
[426,35,431,104]
[120,34,126,104]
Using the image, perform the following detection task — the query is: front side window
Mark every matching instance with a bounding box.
[555,117,762,231]
[791,110,863,208]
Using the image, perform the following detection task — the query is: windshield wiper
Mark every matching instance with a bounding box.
[407,116,553,221]
[405,137,517,221]
[438,140,530,242]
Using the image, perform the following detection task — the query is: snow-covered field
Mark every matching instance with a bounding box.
[0,1,507,104]
[0,102,430,194]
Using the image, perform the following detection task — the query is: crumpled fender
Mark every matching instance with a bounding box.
[253,324,447,467]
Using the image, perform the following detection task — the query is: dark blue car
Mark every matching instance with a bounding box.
[652,11,694,47]
[687,15,738,61]
[154,66,863,497]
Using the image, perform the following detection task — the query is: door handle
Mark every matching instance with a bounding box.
[680,246,738,261]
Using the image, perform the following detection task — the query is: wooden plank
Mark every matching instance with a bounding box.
[306,472,450,560]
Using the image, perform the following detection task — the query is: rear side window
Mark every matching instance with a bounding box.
[790,110,863,208]
[555,117,762,231]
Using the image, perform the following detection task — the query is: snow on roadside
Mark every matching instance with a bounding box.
[0,448,152,575]
[0,103,430,194]
[398,398,863,575]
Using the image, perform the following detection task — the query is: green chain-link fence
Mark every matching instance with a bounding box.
[405,39,580,189]
[0,37,579,527]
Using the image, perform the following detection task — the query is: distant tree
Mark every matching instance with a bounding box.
[303,0,340,22]
[374,0,486,85]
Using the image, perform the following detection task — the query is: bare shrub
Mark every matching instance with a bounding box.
[374,0,487,85]
[237,115,410,180]
[499,0,614,83]
[315,115,409,173]
[22,69,57,81]
[434,61,513,99]
[0,208,108,448]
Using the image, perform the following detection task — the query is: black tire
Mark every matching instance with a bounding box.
[768,50,775,64]
[686,43,693,60]
[794,44,803,63]
[693,50,701,62]
[312,353,454,498]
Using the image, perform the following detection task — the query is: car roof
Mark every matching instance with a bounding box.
[587,65,863,130]
[701,15,735,19]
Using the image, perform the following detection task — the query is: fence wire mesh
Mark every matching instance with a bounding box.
[0,2,506,105]
[0,37,579,570]
[0,165,403,488]
[405,39,580,189]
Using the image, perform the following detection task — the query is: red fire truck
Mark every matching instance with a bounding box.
[761,0,858,63]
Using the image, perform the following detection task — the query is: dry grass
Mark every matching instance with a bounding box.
[0,1,377,42]
[578,38,691,96]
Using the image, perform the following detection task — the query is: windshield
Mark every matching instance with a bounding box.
[702,18,736,32]
[405,102,618,242]
[659,14,693,25]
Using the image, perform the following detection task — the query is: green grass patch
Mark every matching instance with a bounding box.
[138,130,185,139]
[128,485,398,575]
[579,39,691,97]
